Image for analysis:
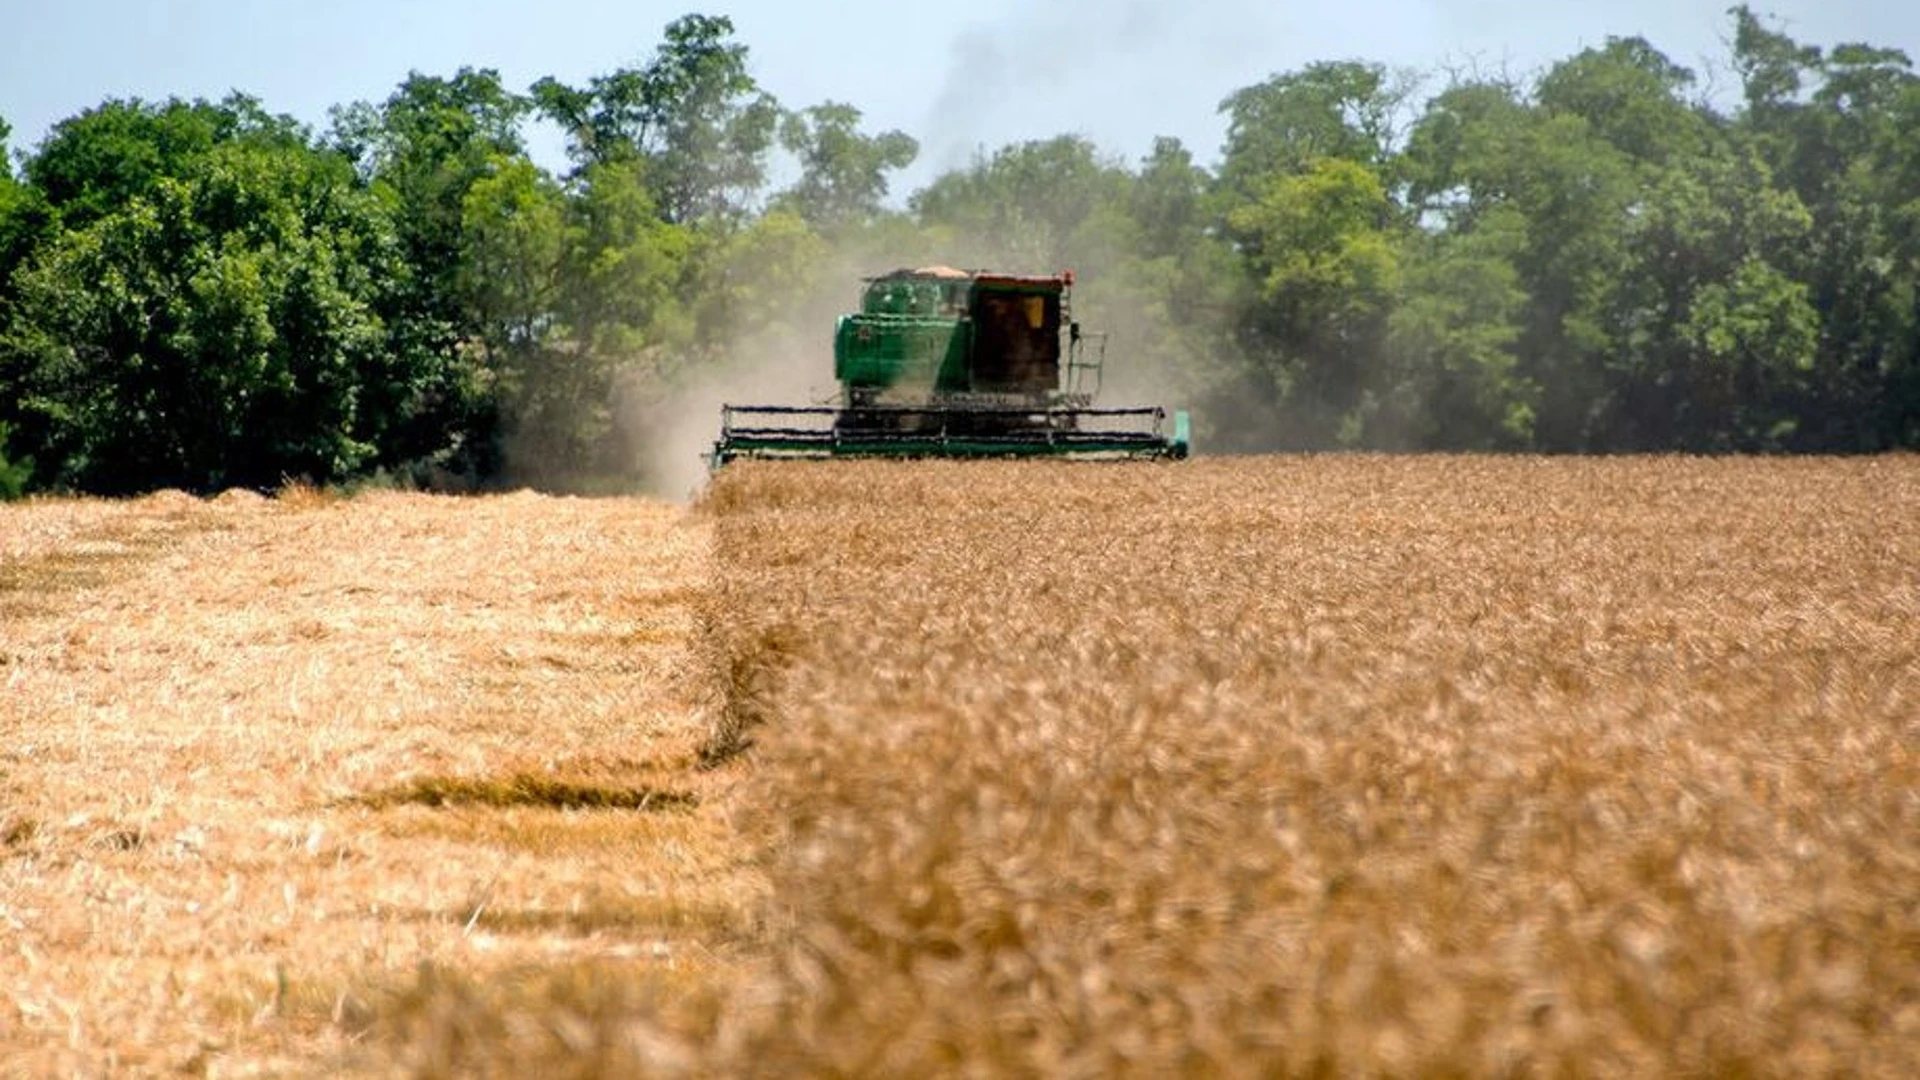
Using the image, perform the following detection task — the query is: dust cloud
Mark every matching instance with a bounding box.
[622,245,943,500]
[622,341,832,502]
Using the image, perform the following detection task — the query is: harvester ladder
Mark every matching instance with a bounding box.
[1067,330,1107,398]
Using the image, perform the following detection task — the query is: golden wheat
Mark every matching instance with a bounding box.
[704,456,1919,1078]
[5,458,1915,1077]
[0,490,752,1076]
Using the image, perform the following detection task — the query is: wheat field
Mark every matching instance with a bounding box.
[0,489,754,1076]
[705,457,1919,1077]
[2,457,1916,1076]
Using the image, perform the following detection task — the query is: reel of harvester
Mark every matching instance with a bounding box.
[714,403,1189,463]
[712,267,1190,467]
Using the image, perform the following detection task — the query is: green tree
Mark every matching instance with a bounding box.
[23,96,285,229]
[1382,206,1535,448]
[1729,7,1920,448]
[1535,37,1709,166]
[911,136,1131,270]
[1681,256,1820,444]
[0,421,29,499]
[457,154,565,373]
[461,156,694,484]
[1,115,43,484]
[330,68,529,323]
[561,160,693,362]
[0,113,14,199]
[685,207,827,352]
[1401,79,1538,230]
[1222,156,1401,447]
[1091,139,1246,438]
[775,102,918,231]
[2,105,452,491]
[1602,140,1815,449]
[329,68,542,476]
[1217,62,1410,203]
[0,112,34,293]
[1402,72,1641,449]
[561,158,696,481]
[1129,137,1211,260]
[534,14,780,223]
[1210,63,1415,449]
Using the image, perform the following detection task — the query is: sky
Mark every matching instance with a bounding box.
[3,1,1917,195]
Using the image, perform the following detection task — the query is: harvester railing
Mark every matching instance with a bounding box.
[1066,330,1107,399]
[713,404,1190,465]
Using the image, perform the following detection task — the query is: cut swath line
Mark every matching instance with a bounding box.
[352,774,700,813]
[0,516,214,615]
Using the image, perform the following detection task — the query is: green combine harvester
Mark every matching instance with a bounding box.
[712,267,1190,465]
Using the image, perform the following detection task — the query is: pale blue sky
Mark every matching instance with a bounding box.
[4,1,1915,193]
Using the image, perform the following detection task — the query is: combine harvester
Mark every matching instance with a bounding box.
[712,267,1189,465]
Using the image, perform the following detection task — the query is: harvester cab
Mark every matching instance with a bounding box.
[712,268,1190,465]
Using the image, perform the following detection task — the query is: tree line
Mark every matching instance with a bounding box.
[2,8,1916,496]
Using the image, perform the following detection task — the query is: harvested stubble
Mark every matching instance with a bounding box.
[705,456,1920,1078]
[0,489,753,1076]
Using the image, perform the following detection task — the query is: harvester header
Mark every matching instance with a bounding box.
[712,267,1190,465]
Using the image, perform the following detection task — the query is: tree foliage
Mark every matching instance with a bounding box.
[532,14,780,224]
[1,7,1916,497]
[1,99,464,492]
[776,103,918,231]
[912,136,1131,271]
